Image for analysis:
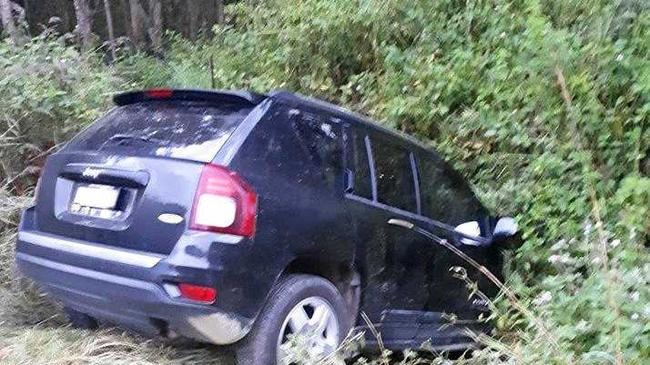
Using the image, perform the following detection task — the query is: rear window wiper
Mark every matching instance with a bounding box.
[108,134,161,144]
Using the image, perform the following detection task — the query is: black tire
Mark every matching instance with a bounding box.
[235,274,350,365]
[64,307,99,330]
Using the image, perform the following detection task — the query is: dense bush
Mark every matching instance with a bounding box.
[0,0,648,364]
[0,31,125,193]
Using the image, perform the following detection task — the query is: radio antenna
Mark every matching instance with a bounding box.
[209,56,216,89]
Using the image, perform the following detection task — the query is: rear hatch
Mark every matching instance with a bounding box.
[34,91,260,255]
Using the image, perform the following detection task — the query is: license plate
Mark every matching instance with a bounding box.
[73,184,120,209]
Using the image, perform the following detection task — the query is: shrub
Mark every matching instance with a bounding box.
[1,0,648,363]
[0,31,126,193]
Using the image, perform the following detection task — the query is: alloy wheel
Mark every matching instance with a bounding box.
[277,296,340,364]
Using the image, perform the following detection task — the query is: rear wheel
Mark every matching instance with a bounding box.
[64,307,98,330]
[235,274,350,365]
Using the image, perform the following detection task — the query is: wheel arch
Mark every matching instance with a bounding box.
[278,256,361,327]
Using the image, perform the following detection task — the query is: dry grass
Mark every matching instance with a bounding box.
[0,325,230,365]
[0,191,232,365]
[0,278,233,365]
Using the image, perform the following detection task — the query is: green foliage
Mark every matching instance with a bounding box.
[0,0,648,364]
[0,31,125,192]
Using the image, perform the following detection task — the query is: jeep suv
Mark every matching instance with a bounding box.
[16,89,514,364]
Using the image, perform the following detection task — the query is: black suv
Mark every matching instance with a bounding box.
[16,89,517,364]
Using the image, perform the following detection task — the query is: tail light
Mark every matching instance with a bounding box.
[190,164,257,238]
[145,88,173,99]
[178,283,217,304]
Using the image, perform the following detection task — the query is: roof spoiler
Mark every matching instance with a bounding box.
[113,88,267,106]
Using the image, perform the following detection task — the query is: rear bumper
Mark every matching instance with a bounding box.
[15,230,253,345]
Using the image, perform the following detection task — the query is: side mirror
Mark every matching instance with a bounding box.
[454,221,482,246]
[455,218,520,248]
[492,217,518,239]
[491,217,521,249]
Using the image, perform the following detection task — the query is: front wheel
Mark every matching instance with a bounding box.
[235,274,350,365]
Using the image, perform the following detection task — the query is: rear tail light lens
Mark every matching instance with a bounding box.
[145,88,173,99]
[190,164,257,238]
[178,283,217,304]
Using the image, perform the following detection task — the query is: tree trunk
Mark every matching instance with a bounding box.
[103,0,117,61]
[119,0,130,29]
[147,0,162,55]
[73,0,93,50]
[55,0,75,34]
[186,0,199,40]
[129,0,146,49]
[0,0,18,43]
[216,0,224,25]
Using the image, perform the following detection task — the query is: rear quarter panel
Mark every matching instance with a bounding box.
[222,101,355,317]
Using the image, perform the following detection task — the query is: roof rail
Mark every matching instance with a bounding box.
[268,89,435,152]
[113,88,267,106]
[269,89,359,115]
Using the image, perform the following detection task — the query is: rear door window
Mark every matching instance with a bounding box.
[370,136,417,212]
[291,111,342,188]
[66,101,253,163]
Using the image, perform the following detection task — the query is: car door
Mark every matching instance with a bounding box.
[343,127,434,344]
[285,109,355,261]
[415,152,493,320]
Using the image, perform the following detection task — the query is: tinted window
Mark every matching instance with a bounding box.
[417,154,484,224]
[292,112,342,187]
[66,101,252,162]
[371,137,417,211]
[347,130,372,198]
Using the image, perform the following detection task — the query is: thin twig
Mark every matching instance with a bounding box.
[360,311,389,364]
[436,237,564,354]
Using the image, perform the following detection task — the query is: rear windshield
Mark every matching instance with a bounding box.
[66,101,253,162]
